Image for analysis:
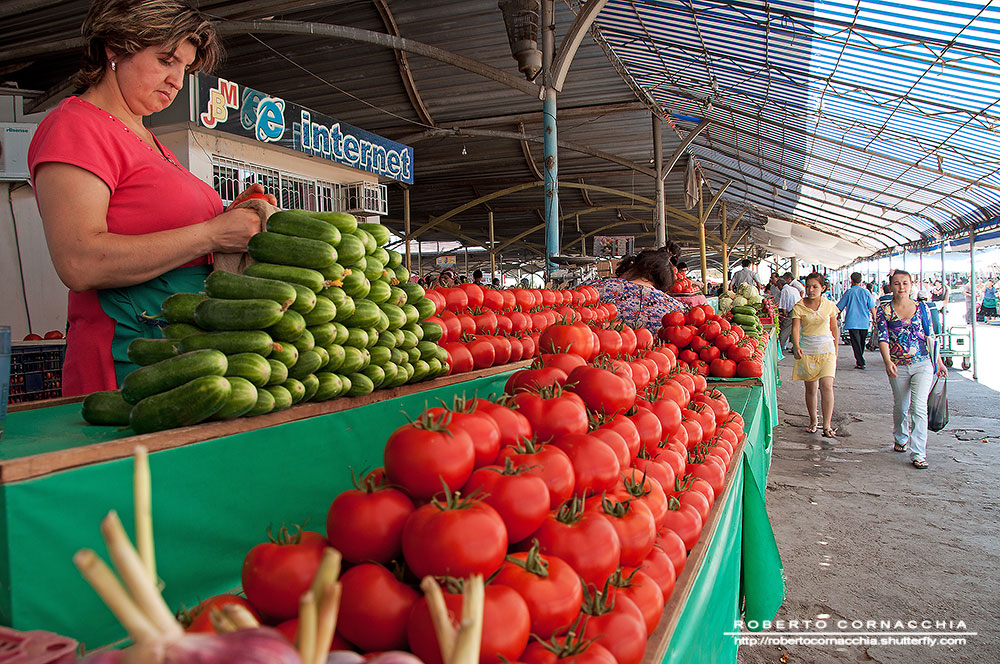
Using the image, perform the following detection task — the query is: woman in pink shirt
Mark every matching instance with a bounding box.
[29,0,271,395]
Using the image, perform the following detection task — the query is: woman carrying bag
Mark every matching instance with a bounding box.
[876,270,948,469]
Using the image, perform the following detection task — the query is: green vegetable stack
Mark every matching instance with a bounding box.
[721,283,765,340]
[81,210,449,432]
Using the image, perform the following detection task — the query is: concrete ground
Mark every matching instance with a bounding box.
[737,341,1000,664]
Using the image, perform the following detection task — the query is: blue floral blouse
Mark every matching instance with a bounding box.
[583,278,685,334]
[876,301,933,366]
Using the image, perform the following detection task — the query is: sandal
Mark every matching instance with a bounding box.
[822,427,838,438]
[806,424,819,433]
[893,442,908,453]
[912,458,928,470]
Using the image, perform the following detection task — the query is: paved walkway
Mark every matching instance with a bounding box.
[738,345,999,664]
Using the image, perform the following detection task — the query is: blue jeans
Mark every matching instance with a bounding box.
[888,358,934,460]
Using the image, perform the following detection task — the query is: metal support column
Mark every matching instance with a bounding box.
[721,202,729,293]
[417,238,423,279]
[542,0,559,273]
[940,234,947,319]
[652,113,665,247]
[698,178,707,292]
[970,227,978,381]
[464,246,469,279]
[489,211,496,278]
[404,188,411,271]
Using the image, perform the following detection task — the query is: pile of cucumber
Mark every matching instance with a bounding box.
[729,305,765,340]
[81,210,448,434]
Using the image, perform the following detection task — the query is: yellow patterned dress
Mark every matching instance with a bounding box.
[791,298,838,380]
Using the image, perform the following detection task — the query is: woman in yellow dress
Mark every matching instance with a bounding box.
[792,272,840,437]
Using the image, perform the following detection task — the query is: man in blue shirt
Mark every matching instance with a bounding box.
[837,272,878,369]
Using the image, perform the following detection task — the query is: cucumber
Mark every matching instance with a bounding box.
[270,342,299,367]
[127,338,179,366]
[400,282,425,303]
[388,286,407,307]
[247,388,275,416]
[346,372,375,396]
[381,362,399,386]
[341,271,371,299]
[121,349,228,404]
[400,329,419,350]
[130,375,231,434]
[292,328,315,353]
[363,258,386,282]
[178,330,275,357]
[266,210,342,246]
[368,280,392,304]
[341,346,369,373]
[288,282,317,314]
[267,309,306,342]
[393,266,410,283]
[345,327,369,350]
[347,300,381,329]
[305,210,358,234]
[225,352,271,387]
[385,248,402,269]
[414,297,436,322]
[332,322,350,345]
[204,270,297,307]
[390,348,408,365]
[406,347,421,363]
[354,228,377,254]
[266,358,289,385]
[81,390,133,426]
[369,345,392,367]
[313,345,330,370]
[300,373,320,402]
[160,292,207,324]
[337,234,366,265]
[325,344,346,372]
[371,247,390,267]
[212,377,258,420]
[320,262,348,282]
[288,349,323,380]
[248,232,337,269]
[244,262,327,293]
[362,364,385,388]
[194,298,285,331]
[410,359,431,383]
[401,304,420,326]
[302,296,336,326]
[313,372,342,401]
[421,321,443,342]
[376,332,398,349]
[381,303,406,330]
[265,385,293,411]
[283,378,306,404]
[163,323,203,339]
[731,313,759,326]
[309,323,336,347]
[417,340,439,361]
[333,295,356,323]
[731,305,757,316]
[365,327,380,348]
[358,222,391,246]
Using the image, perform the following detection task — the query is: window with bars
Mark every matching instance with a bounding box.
[211,156,345,213]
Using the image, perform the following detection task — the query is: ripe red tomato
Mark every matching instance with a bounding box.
[710,357,737,378]
[678,348,699,365]
[184,594,260,633]
[508,311,531,334]
[326,473,414,564]
[539,321,594,358]
[588,496,656,566]
[459,283,486,310]
[688,475,716,508]
[664,325,694,348]
[582,592,647,664]
[241,528,326,621]
[463,460,550,542]
[737,359,764,377]
[442,287,470,312]
[552,432,621,496]
[483,288,505,312]
[425,289,447,316]
[493,545,584,639]
[698,345,721,363]
[633,326,654,350]
[508,336,525,362]
[610,568,664,635]
[589,427,630,469]
[693,389,732,423]
[599,415,642,460]
[678,485,711,522]
[658,378,690,408]
[426,405,502,468]
[687,458,726,496]
[532,496,621,587]
[657,529,687,575]
[592,327,624,357]
[638,397,681,438]
[402,496,508,578]
[697,320,721,341]
[660,497,704,550]
[442,341,474,374]
[661,311,685,327]
[685,307,706,326]
[467,336,497,369]
[565,366,637,418]
[685,401,717,439]
[408,584,531,664]
[727,340,754,362]
[497,438,576,508]
[475,398,533,447]
[657,447,686,480]
[635,543,677,601]
[519,333,537,358]
[618,325,638,356]
[337,562,419,651]
[614,469,669,530]
[626,407,663,454]
[540,352,588,375]
[505,367,568,394]
[521,637,617,664]
[384,410,476,500]
[511,390,589,443]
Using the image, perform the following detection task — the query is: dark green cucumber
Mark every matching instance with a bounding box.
[126,338,179,366]
[369,345,391,366]
[194,298,285,331]
[267,210,342,246]
[417,340,439,361]
[400,282,424,302]
[362,364,385,388]
[401,303,419,326]
[393,265,410,283]
[389,286,409,307]
[333,295,356,323]
[325,344,346,372]
[212,377,258,420]
[337,374,353,397]
[81,390,133,426]
[301,296,336,326]
[306,210,358,234]
[270,343,299,367]
[341,270,371,299]
[371,247,390,266]
[266,358,289,385]
[244,262,327,293]
[414,297,436,322]
[354,228,377,254]
[380,362,399,386]
[267,309,306,342]
[177,330,276,357]
[292,328,315,353]
[130,375,231,434]
[320,262,348,282]
[367,280,392,304]
[346,300,381,329]
[163,323,203,340]
[309,323,336,347]
[313,345,330,370]
[337,234,366,265]
[363,258,386,282]
[160,293,207,324]
[288,283,317,314]
[283,378,306,404]
[248,232,336,269]
[246,387,275,416]
[346,372,375,396]
[385,248,402,269]
[224,352,271,387]
[332,322,350,346]
[288,349,322,380]
[264,385,293,411]
[120,349,227,404]
[204,270,297,307]
[420,321,443,342]
[313,372,342,401]
[300,373,320,402]
[380,303,406,330]
[358,222,391,246]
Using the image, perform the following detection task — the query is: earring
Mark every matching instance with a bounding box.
[111,61,117,71]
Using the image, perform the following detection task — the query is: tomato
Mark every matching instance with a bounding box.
[678,348,699,365]
[610,568,664,635]
[497,438,576,508]
[588,495,656,566]
[688,476,716,508]
[508,311,531,334]
[614,469,669,530]
[326,472,414,564]
[630,453,674,491]
[698,345,721,363]
[519,333,537,358]
[664,325,693,348]
[522,637,617,664]
[685,307,706,326]
[656,447,686,480]
[532,495,621,587]
[642,350,671,379]
[458,283,486,309]
[626,407,663,455]
[493,544,584,639]
[408,583,531,664]
[442,287,470,313]
[693,389,731,423]
[425,288,447,316]
[637,397,681,438]
[508,336,525,362]
[685,402,717,439]
[677,486,710,523]
[593,327,623,357]
[463,459,550,542]
[688,335,710,353]
[709,357,737,378]
[442,341,474,374]
[184,594,260,633]
[661,311,685,327]
[539,321,594,358]
[483,288,506,312]
[565,366,636,418]
[727,340,754,363]
[467,336,497,369]
[402,493,508,578]
[337,562,419,651]
[713,329,737,352]
[697,320,722,341]
[512,389,589,443]
[658,378,690,408]
[552,432,621,497]
[589,427,630,470]
[475,398,533,448]
[439,313,464,344]
[687,458,726,496]
[540,352,587,376]
[633,326,654,350]
[241,527,326,621]
[599,415,642,460]
[680,417,703,450]
[505,367,568,394]
[426,404,502,468]
[581,592,647,664]
[626,360,651,390]
[384,410,475,500]
[660,496,704,550]
[618,326,638,356]
[737,359,764,377]
[657,529,687,576]
[512,289,535,311]
[670,371,696,396]
[635,543,677,601]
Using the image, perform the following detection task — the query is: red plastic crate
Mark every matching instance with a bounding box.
[0,627,77,663]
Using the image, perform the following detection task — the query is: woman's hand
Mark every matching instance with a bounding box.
[936,358,948,377]
[885,360,898,378]
[227,183,277,209]
[203,207,262,253]
[793,345,802,360]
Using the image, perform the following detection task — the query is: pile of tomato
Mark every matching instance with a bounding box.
[669,268,699,295]
[420,283,619,374]
[657,304,767,379]
[211,317,745,664]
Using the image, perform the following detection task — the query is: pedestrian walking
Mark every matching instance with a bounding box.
[791,273,839,437]
[837,271,878,369]
[876,270,948,470]
[778,272,802,351]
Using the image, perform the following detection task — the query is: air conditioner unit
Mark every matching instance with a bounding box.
[0,123,37,181]
[342,181,388,216]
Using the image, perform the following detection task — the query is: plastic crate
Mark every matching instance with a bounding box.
[0,627,77,663]
[8,341,65,404]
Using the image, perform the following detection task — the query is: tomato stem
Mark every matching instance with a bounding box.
[504,540,550,578]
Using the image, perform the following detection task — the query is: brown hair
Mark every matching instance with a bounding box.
[75,0,222,89]
[804,271,827,290]
[616,246,676,292]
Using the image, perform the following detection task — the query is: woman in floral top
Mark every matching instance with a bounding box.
[584,246,685,334]
[876,269,947,469]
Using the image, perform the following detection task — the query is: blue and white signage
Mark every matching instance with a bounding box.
[196,74,414,184]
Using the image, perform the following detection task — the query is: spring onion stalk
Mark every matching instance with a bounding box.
[420,576,457,664]
[298,590,318,664]
[73,549,160,644]
[133,445,156,583]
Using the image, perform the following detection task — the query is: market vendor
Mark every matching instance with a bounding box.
[583,243,685,333]
[28,0,273,396]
